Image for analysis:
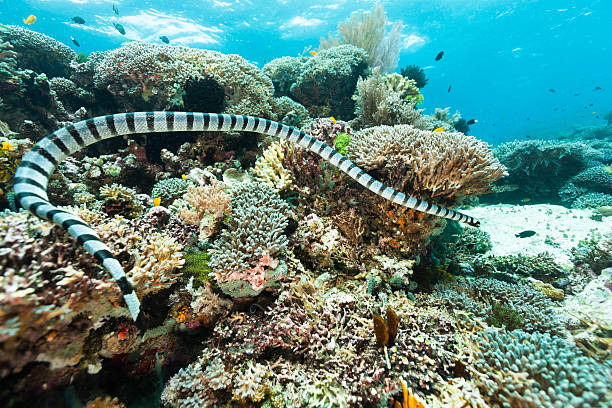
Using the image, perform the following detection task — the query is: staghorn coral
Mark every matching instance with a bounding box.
[208,181,291,295]
[93,42,274,116]
[319,4,403,72]
[346,124,507,205]
[431,278,565,335]
[351,68,423,130]
[473,329,611,408]
[289,45,369,119]
[0,24,76,78]
[178,180,230,241]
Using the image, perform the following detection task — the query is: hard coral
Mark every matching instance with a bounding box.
[0,24,76,77]
[208,182,291,295]
[289,45,369,119]
[473,329,611,408]
[346,124,507,205]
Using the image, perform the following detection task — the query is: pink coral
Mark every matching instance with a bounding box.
[227,254,279,291]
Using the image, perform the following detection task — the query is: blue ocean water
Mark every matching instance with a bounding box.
[0,0,609,145]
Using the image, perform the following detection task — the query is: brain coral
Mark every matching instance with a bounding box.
[93,42,274,116]
[0,24,76,78]
[346,124,507,204]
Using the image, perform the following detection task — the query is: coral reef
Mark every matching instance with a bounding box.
[93,42,274,116]
[319,4,403,72]
[346,124,507,204]
[263,56,308,97]
[289,45,369,119]
[400,64,428,89]
[208,181,292,296]
[473,329,611,407]
[351,68,423,130]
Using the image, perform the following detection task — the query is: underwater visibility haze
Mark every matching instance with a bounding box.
[0,0,611,407]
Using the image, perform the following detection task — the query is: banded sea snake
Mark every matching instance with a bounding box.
[14,112,480,324]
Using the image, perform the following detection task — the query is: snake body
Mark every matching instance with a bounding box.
[14,112,479,322]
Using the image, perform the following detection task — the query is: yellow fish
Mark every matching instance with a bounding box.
[23,15,36,25]
[1,141,13,151]
[309,50,317,56]
[433,128,444,132]
[153,197,161,206]
[181,174,187,180]
[329,116,336,124]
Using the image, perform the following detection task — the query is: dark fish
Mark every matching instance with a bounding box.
[573,93,580,96]
[160,35,169,44]
[593,86,602,91]
[447,85,452,93]
[114,22,126,35]
[515,230,536,238]
[589,103,593,107]
[71,16,85,24]
[466,119,477,125]
[525,134,531,138]
[553,107,558,111]
[70,36,80,47]
[548,88,556,93]
[113,4,120,15]
[435,51,444,61]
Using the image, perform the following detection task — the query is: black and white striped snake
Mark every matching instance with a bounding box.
[14,112,480,323]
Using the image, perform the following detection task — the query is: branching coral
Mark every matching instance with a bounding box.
[473,329,611,408]
[432,278,565,335]
[178,180,230,241]
[346,124,507,205]
[351,68,423,130]
[0,24,76,77]
[319,4,403,72]
[289,45,369,119]
[208,181,291,295]
[252,140,294,192]
[99,183,144,218]
[151,178,190,207]
[93,42,274,116]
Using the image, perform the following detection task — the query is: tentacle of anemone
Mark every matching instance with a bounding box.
[13,112,480,322]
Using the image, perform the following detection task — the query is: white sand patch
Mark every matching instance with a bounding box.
[466,204,612,265]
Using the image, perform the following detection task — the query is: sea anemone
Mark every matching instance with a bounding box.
[400,64,428,88]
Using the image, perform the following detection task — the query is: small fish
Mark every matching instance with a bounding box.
[573,93,580,96]
[548,88,556,93]
[515,230,536,238]
[181,174,187,180]
[525,134,531,138]
[589,103,593,107]
[593,86,602,91]
[309,50,317,56]
[71,16,85,24]
[553,107,558,111]
[23,15,36,25]
[329,116,336,124]
[153,197,161,206]
[71,36,80,47]
[113,4,120,15]
[435,51,444,61]
[1,141,14,151]
[160,35,169,44]
[592,111,597,114]
[433,128,444,132]
[447,85,452,93]
[466,119,478,125]
[521,198,531,203]
[114,23,126,35]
